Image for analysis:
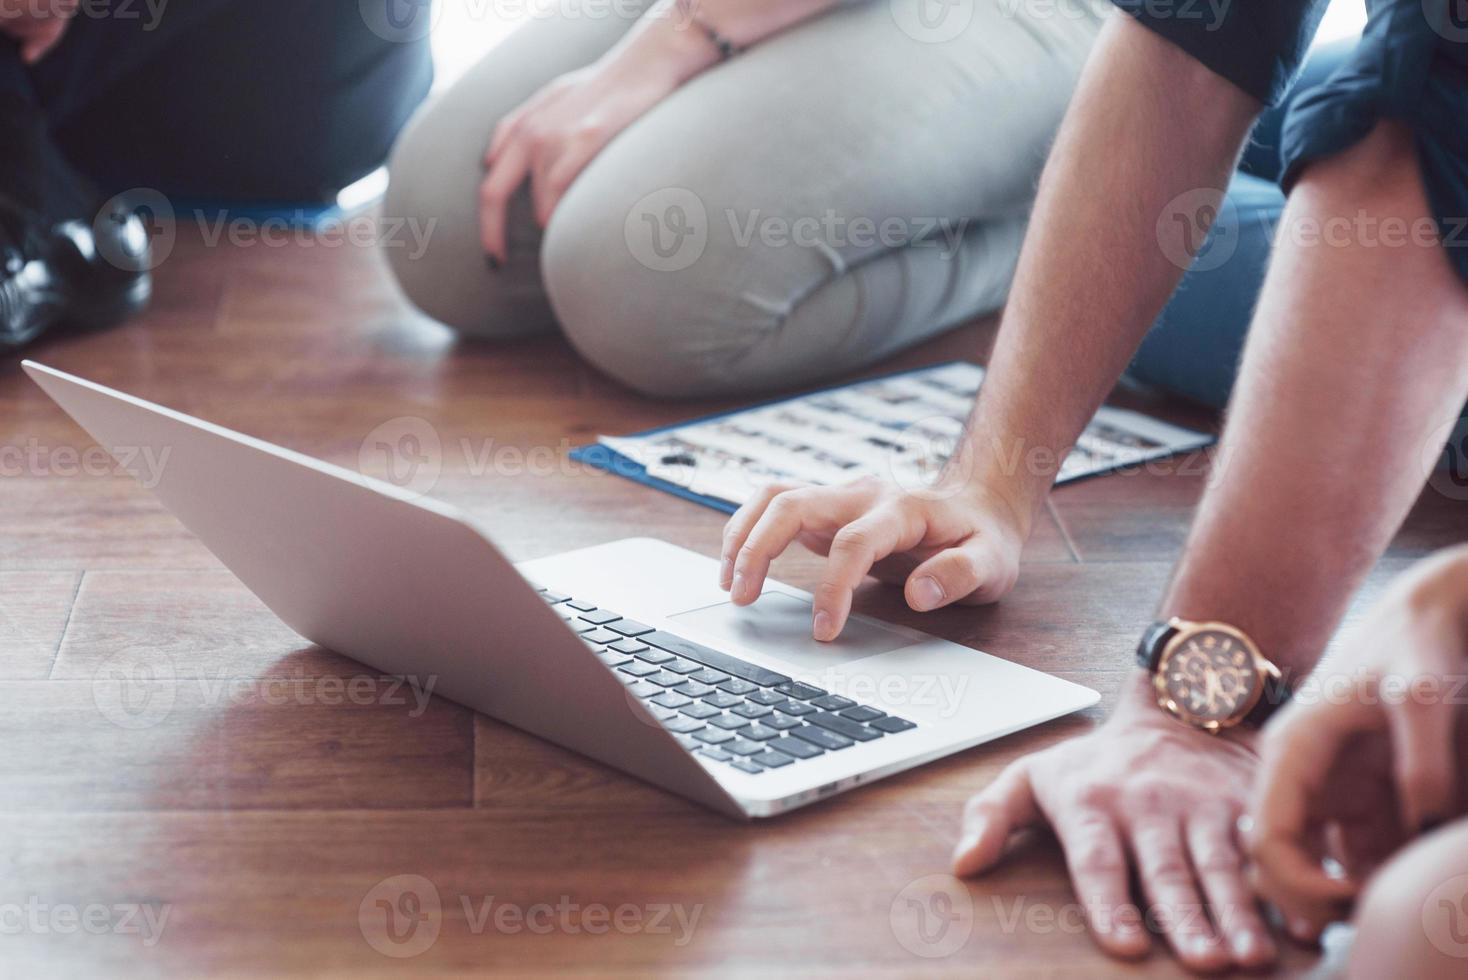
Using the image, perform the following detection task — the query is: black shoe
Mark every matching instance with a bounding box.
[0,195,152,352]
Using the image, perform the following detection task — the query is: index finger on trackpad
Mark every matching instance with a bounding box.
[669,592,910,671]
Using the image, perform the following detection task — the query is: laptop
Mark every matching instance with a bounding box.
[23,360,1098,819]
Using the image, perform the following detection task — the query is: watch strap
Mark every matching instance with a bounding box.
[1242,671,1292,728]
[1136,619,1178,672]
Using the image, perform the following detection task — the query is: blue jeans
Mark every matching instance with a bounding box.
[1129,41,1468,472]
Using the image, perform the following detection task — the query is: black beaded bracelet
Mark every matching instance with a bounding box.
[676,0,743,61]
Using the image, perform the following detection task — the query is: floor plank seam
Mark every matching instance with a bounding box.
[45,569,85,680]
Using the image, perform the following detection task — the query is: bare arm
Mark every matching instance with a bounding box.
[724,14,1263,635]
[958,13,1260,537]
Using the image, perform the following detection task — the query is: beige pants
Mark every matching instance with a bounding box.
[382,0,1102,397]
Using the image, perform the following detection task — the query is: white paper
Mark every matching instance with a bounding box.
[597,363,1212,507]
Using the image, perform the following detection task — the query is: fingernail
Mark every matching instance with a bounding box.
[950,829,981,867]
[813,610,834,641]
[910,576,944,611]
[731,571,746,601]
[719,557,733,588]
[485,254,500,271]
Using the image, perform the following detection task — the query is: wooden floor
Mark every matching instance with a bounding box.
[3,220,1462,978]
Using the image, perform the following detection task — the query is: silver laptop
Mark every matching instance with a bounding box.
[24,360,1098,819]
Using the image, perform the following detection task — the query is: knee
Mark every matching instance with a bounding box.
[541,182,760,398]
[381,106,553,338]
[1348,821,1468,979]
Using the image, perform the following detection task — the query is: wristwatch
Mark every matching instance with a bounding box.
[1136,618,1290,732]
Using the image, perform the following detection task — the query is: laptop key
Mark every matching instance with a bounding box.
[730,759,763,774]
[642,631,792,687]
[709,714,750,730]
[597,653,632,669]
[869,715,917,733]
[693,728,735,745]
[578,609,622,626]
[840,706,886,723]
[768,736,823,760]
[651,691,692,709]
[774,681,826,700]
[539,590,570,604]
[719,679,759,696]
[810,695,856,711]
[699,747,733,762]
[746,689,785,706]
[688,668,730,686]
[675,734,700,750]
[618,662,660,678]
[566,600,597,612]
[606,619,655,637]
[742,724,780,741]
[651,707,678,722]
[572,621,600,634]
[663,659,705,675]
[806,712,881,742]
[626,681,661,698]
[789,726,854,751]
[662,716,706,734]
[726,738,765,757]
[582,628,622,645]
[680,702,720,720]
[730,702,772,720]
[646,671,689,688]
[633,648,675,665]
[611,638,652,655]
[673,680,714,698]
[765,713,803,731]
[773,700,816,716]
[753,750,795,769]
[702,691,742,709]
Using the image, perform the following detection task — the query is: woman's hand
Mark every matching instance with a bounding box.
[478,62,683,263]
[1247,545,1468,940]
[719,475,1030,640]
[0,0,77,63]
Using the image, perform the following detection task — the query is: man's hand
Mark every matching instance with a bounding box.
[952,675,1277,972]
[719,476,1028,641]
[1247,545,1468,941]
[0,0,77,63]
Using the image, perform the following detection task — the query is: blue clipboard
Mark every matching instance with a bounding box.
[568,360,1215,514]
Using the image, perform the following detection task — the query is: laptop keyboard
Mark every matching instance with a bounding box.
[537,587,917,776]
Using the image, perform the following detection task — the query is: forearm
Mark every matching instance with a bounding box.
[952,15,1259,536]
[596,0,842,89]
[1159,123,1468,680]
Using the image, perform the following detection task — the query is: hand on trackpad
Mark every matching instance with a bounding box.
[670,592,911,672]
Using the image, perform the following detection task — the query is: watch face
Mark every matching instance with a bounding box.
[1157,627,1261,727]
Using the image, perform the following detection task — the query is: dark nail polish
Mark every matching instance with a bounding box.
[485,255,500,272]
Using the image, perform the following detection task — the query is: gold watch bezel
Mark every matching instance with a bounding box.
[1151,618,1279,733]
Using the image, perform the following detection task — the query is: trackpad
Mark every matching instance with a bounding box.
[670,592,911,672]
